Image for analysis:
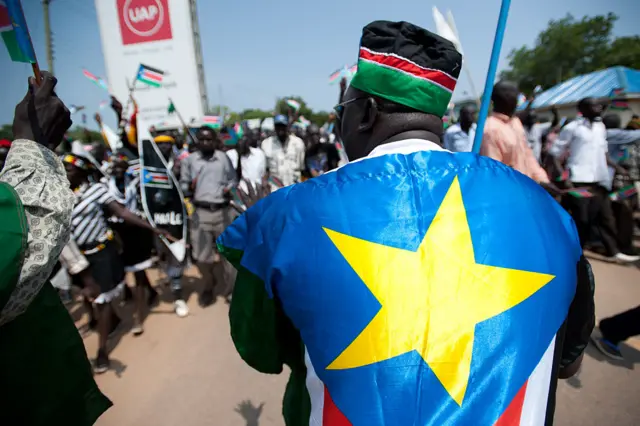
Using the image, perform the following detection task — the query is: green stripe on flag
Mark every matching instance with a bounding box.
[1,30,33,63]
[138,77,161,88]
[217,245,311,426]
[350,60,452,117]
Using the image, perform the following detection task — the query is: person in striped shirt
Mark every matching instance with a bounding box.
[62,153,171,373]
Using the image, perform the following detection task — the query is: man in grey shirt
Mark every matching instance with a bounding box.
[180,126,237,306]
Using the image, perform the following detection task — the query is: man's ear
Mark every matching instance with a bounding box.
[358,97,378,132]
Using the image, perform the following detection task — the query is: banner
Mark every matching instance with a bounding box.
[139,137,187,261]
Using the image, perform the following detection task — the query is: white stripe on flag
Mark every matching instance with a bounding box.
[305,348,324,426]
[520,335,556,425]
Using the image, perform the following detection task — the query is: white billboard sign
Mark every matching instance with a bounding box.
[95,0,207,130]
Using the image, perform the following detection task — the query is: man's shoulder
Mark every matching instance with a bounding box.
[250,147,265,158]
[445,124,461,134]
[289,135,305,147]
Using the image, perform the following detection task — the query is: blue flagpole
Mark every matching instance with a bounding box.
[471,0,512,154]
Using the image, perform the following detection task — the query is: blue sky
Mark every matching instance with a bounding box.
[1,0,638,130]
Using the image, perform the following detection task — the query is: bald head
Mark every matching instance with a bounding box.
[492,81,519,117]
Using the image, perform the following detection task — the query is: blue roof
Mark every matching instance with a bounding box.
[522,67,640,109]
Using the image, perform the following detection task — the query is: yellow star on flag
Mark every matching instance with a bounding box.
[323,176,554,406]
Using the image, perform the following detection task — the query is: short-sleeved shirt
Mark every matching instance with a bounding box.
[480,113,549,183]
[261,134,306,187]
[71,182,115,248]
[227,147,267,187]
[180,150,237,204]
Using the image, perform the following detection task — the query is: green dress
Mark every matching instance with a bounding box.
[0,181,112,426]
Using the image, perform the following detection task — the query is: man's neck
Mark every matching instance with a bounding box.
[384,130,440,145]
[460,122,472,133]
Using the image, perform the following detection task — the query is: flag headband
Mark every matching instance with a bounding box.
[61,154,92,171]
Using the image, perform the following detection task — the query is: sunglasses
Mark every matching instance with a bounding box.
[333,97,368,120]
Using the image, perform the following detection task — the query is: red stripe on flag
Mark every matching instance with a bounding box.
[494,381,528,426]
[0,3,12,30]
[142,71,163,82]
[83,69,98,81]
[323,387,351,426]
[359,47,457,91]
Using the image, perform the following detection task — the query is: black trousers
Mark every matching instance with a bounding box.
[612,198,635,255]
[599,305,640,344]
[564,183,618,256]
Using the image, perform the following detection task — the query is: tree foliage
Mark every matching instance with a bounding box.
[0,124,12,140]
[500,13,640,94]
[204,96,331,127]
[66,126,102,143]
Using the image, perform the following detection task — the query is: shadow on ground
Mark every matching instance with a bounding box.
[234,400,265,426]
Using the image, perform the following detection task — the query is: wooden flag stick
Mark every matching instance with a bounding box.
[31,62,42,83]
[168,97,197,146]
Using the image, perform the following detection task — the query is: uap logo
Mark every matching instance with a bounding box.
[117,0,172,46]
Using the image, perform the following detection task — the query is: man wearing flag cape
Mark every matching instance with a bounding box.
[217,21,595,425]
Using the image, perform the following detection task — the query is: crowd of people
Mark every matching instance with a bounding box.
[1,18,640,426]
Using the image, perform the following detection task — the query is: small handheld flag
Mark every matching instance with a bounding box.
[610,185,637,201]
[168,101,176,114]
[267,175,284,189]
[203,116,221,129]
[610,88,628,110]
[233,122,244,139]
[555,169,570,182]
[82,69,109,91]
[286,99,301,112]
[328,64,357,84]
[567,188,593,198]
[0,0,36,64]
[137,64,164,88]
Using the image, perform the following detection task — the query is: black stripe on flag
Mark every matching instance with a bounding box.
[140,64,165,75]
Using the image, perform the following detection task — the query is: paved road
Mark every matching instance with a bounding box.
[83,257,640,426]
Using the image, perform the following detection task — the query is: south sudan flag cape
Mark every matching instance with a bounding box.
[0,182,112,425]
[218,142,582,425]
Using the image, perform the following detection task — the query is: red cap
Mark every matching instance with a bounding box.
[0,139,11,148]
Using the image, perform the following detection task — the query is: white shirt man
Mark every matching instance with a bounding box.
[261,116,306,189]
[443,123,476,152]
[550,117,609,187]
[525,122,552,163]
[226,146,267,188]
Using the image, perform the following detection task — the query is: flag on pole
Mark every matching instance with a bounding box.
[233,122,244,139]
[568,188,593,198]
[286,99,301,111]
[168,101,176,114]
[609,185,637,201]
[609,88,628,110]
[0,0,36,63]
[433,7,461,53]
[82,69,109,91]
[328,67,343,84]
[203,115,221,129]
[137,64,164,88]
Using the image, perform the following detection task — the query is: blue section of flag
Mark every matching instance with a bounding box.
[5,0,36,63]
[218,149,581,424]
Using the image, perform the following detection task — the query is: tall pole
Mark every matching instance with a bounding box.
[471,0,512,154]
[42,0,54,74]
